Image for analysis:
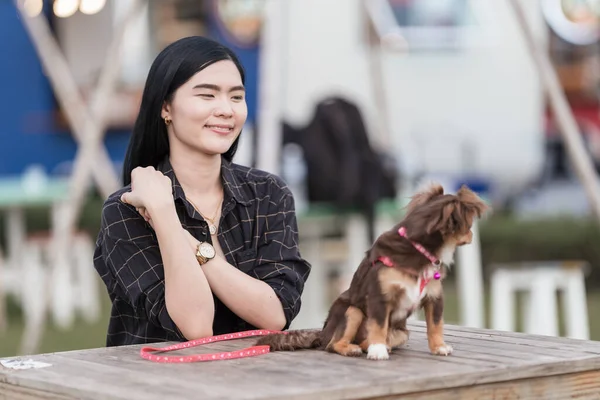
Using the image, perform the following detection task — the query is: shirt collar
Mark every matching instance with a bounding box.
[157,156,252,207]
[220,157,252,206]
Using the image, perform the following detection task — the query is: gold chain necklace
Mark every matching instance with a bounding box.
[188,194,223,235]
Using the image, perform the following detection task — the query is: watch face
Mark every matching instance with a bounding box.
[199,242,216,259]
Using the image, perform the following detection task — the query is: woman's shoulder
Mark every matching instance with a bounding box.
[228,162,292,199]
[103,185,133,207]
[97,185,156,243]
[99,185,141,225]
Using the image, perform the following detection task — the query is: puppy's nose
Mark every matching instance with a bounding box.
[458,236,473,246]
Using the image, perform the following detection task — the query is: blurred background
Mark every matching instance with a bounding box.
[1,0,600,357]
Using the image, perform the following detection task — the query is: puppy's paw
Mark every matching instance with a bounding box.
[388,329,409,350]
[343,344,364,357]
[431,343,453,356]
[331,342,364,357]
[367,344,389,360]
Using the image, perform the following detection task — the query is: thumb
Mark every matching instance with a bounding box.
[121,191,134,205]
[121,191,145,208]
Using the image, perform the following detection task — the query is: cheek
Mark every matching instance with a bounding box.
[235,102,248,120]
[172,98,210,121]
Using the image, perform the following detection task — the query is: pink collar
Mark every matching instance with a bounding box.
[397,226,442,267]
[375,227,442,290]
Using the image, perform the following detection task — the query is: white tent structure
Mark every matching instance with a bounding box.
[257,0,600,329]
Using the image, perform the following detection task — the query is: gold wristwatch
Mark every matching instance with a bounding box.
[195,242,216,265]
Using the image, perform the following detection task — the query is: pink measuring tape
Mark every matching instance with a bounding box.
[140,329,286,363]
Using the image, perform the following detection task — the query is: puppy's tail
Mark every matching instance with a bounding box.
[255,329,321,351]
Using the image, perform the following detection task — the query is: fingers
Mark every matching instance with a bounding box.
[137,207,151,222]
[120,191,143,209]
[139,207,154,229]
[125,166,174,210]
[120,192,130,205]
[121,186,153,227]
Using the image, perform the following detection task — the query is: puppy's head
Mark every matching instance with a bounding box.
[405,183,444,215]
[403,184,490,247]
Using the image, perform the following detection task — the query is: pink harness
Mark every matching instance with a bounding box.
[377,227,442,294]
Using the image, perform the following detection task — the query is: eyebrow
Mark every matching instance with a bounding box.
[192,83,245,92]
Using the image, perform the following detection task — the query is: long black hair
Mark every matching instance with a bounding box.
[122,36,246,185]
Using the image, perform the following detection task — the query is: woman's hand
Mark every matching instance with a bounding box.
[121,167,174,222]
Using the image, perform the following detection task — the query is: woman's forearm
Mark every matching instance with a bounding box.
[182,229,286,330]
[201,257,287,330]
[149,203,215,339]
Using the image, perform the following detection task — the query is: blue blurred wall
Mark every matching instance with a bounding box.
[0,1,259,178]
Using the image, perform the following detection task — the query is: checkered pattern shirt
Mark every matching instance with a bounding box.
[93,157,311,346]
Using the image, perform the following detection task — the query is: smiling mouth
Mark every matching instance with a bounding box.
[205,124,234,134]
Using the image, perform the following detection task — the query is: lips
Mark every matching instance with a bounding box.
[205,124,234,134]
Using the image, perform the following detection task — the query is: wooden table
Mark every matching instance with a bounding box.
[1,322,599,400]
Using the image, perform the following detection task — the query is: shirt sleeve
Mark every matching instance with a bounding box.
[97,195,185,339]
[252,178,312,329]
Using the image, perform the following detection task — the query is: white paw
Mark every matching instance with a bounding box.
[367,344,389,360]
[432,343,453,356]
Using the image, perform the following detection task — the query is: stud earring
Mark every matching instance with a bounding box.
[164,117,172,125]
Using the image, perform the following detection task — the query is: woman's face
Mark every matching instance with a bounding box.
[162,60,247,158]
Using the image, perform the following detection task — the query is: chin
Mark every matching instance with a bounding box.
[203,138,238,155]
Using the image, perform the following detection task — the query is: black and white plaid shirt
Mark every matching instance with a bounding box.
[93,156,311,346]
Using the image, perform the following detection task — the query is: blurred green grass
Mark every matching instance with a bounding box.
[1,279,598,357]
[0,289,111,357]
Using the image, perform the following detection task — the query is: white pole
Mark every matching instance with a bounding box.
[456,221,485,328]
[255,0,288,174]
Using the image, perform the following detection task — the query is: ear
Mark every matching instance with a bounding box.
[426,202,457,236]
[161,101,171,120]
[456,185,490,218]
[405,183,444,214]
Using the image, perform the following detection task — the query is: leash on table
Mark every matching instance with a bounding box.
[140,330,286,363]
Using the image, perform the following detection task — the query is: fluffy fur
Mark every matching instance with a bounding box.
[256,184,489,359]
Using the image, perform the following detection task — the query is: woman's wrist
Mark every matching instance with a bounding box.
[145,201,180,235]
[183,229,200,254]
[145,198,176,218]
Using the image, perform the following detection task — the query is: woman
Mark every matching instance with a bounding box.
[93,36,311,346]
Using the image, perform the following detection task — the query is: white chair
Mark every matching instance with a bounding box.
[18,238,48,354]
[24,230,101,330]
[490,261,590,340]
[71,233,101,324]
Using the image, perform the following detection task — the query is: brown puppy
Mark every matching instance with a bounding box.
[256,184,489,360]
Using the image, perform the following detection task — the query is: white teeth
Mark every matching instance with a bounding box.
[206,125,233,133]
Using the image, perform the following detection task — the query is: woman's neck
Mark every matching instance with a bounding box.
[169,152,223,199]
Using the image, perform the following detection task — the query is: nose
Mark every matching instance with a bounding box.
[458,231,473,246]
[214,98,234,118]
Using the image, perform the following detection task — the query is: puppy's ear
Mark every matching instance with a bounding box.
[426,202,457,236]
[406,183,444,214]
[456,185,490,218]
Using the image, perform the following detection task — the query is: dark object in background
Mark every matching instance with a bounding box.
[173,0,207,20]
[283,96,398,244]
